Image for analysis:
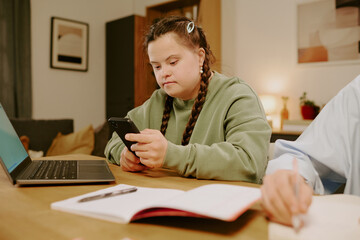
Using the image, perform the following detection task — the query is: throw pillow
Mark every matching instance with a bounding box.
[46,125,94,156]
[20,135,30,152]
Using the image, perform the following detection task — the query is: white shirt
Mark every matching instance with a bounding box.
[266,74,360,196]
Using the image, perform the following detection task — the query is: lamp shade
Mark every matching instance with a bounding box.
[259,95,277,115]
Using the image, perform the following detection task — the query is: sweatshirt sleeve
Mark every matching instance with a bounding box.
[163,86,271,183]
[104,130,124,165]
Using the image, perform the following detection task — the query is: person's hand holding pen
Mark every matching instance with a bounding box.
[260,157,313,230]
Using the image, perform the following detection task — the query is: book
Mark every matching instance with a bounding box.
[281,119,312,132]
[269,194,360,240]
[51,183,261,224]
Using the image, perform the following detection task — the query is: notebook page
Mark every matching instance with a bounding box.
[51,184,184,223]
[269,194,360,240]
[152,184,261,221]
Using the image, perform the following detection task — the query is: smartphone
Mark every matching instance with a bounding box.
[108,117,140,157]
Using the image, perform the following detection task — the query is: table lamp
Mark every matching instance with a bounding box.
[259,95,277,128]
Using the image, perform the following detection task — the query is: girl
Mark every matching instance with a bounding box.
[105,16,271,183]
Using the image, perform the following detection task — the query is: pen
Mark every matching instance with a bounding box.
[292,158,301,233]
[78,187,137,203]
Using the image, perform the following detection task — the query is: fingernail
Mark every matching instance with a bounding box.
[292,215,301,233]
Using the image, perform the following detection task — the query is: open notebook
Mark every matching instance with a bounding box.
[51,183,261,223]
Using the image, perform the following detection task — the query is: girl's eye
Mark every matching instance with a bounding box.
[153,65,161,70]
[170,60,178,65]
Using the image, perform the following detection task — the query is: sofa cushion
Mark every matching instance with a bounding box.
[46,125,94,156]
[10,118,74,153]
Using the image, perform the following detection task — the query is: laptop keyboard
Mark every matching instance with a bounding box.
[28,160,78,179]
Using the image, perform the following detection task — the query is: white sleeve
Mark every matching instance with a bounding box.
[266,137,325,195]
[267,74,360,195]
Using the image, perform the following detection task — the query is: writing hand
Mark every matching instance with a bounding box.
[260,169,313,227]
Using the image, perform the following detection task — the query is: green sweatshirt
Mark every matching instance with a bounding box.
[105,72,271,183]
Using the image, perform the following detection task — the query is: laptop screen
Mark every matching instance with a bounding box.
[0,104,29,173]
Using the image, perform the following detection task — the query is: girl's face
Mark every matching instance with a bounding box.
[148,33,205,100]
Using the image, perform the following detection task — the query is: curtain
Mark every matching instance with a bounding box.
[0,0,32,118]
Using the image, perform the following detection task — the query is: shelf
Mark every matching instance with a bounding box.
[271,128,302,143]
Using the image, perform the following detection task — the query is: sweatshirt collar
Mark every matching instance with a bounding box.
[172,71,219,109]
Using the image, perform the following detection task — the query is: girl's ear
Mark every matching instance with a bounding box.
[198,47,205,66]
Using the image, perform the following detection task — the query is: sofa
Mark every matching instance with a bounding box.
[10,118,112,157]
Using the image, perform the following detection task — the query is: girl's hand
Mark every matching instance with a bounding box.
[125,129,168,169]
[260,169,313,226]
[119,147,148,172]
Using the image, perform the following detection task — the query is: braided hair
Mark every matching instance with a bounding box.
[144,16,215,145]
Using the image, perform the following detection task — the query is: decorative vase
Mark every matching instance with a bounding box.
[280,96,289,130]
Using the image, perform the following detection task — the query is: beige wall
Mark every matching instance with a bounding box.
[222,0,360,128]
[31,0,360,131]
[30,0,168,131]
[31,0,132,131]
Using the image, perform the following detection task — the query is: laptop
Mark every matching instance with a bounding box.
[0,103,115,185]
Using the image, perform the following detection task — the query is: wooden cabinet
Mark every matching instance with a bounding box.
[106,15,156,119]
[146,0,200,25]
[197,0,221,72]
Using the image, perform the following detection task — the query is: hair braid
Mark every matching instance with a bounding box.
[181,67,211,145]
[181,25,213,145]
[160,95,174,136]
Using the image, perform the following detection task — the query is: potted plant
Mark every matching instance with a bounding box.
[299,92,320,120]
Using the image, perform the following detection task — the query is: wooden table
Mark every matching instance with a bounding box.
[0,154,268,240]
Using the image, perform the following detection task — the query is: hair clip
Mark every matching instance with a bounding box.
[187,22,195,33]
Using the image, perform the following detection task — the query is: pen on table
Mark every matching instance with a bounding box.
[78,187,137,203]
[292,158,302,233]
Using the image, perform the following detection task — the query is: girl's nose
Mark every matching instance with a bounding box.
[160,66,171,78]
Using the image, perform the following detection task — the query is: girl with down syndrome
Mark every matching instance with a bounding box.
[105,16,271,183]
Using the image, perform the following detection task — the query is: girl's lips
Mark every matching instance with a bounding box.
[163,81,175,86]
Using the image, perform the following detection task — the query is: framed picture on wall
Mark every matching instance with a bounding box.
[297,0,360,64]
[50,17,89,71]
